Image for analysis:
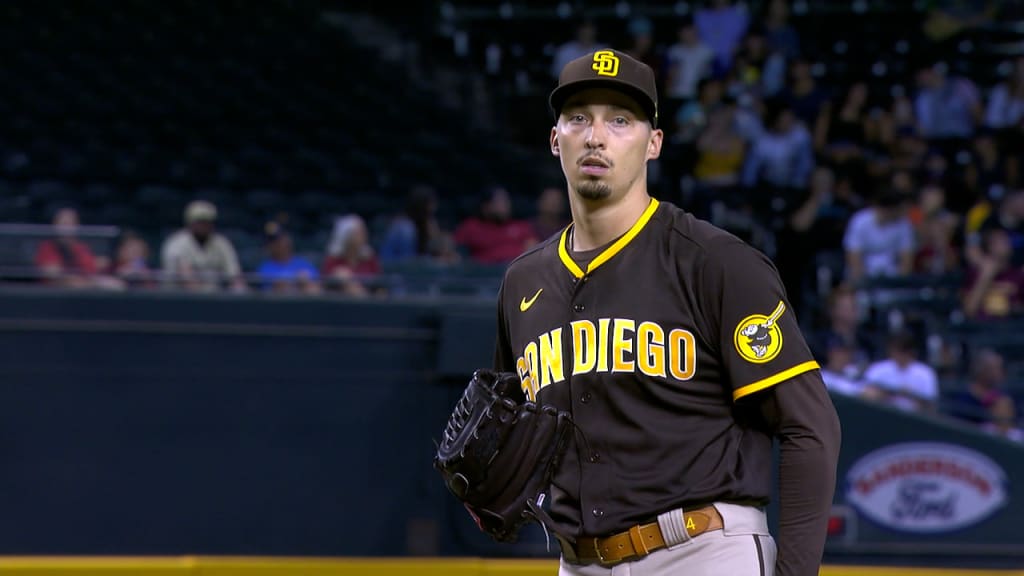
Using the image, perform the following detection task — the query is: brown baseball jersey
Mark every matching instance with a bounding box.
[493,198,821,538]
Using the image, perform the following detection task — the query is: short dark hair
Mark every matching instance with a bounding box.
[887,330,918,355]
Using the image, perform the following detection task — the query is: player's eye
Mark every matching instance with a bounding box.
[569,113,588,123]
[611,116,629,126]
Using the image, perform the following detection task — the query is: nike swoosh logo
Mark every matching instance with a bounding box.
[519,289,543,312]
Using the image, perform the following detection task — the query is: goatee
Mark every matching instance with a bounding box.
[577,181,612,200]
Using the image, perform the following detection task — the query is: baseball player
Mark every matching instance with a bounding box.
[492,49,841,575]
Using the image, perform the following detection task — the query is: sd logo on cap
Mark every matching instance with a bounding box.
[591,50,620,77]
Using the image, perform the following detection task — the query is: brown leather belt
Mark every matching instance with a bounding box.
[562,505,723,566]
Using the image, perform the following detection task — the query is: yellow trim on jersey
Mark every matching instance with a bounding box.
[732,360,820,401]
[558,227,586,278]
[558,198,660,278]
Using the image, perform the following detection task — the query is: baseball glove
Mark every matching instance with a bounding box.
[434,369,572,543]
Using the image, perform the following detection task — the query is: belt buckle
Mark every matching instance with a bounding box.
[593,537,608,565]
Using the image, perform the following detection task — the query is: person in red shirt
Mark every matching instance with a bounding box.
[453,186,538,264]
[34,207,120,289]
[322,213,382,296]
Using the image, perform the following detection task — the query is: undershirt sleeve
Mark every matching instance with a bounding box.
[755,371,842,576]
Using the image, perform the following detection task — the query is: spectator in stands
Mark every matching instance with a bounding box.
[693,99,746,191]
[762,0,801,60]
[111,229,155,289]
[842,188,915,284]
[888,85,918,136]
[817,82,870,171]
[810,283,877,370]
[819,334,882,400]
[671,77,725,148]
[35,206,122,290]
[694,0,749,76]
[160,200,247,293]
[964,128,1018,208]
[453,185,537,265]
[786,166,856,254]
[988,396,1024,442]
[778,166,859,316]
[947,348,1021,441]
[913,61,982,147]
[910,183,961,275]
[322,213,381,297]
[550,19,606,80]
[962,228,1024,319]
[257,221,320,295]
[664,77,726,211]
[863,329,940,413]
[531,186,570,241]
[729,27,787,99]
[780,57,831,143]
[663,19,715,110]
[624,17,660,80]
[741,100,814,192]
[965,187,1024,270]
[379,184,458,264]
[984,56,1024,133]
[890,125,930,175]
[962,129,1021,253]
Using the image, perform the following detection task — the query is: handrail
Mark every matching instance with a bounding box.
[0,223,122,239]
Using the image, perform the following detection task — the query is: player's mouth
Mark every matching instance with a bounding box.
[579,155,611,176]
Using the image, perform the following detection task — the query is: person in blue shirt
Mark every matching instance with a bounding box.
[257,221,320,294]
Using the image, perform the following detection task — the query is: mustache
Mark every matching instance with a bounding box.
[577,154,613,167]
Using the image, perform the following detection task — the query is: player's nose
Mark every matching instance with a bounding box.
[584,122,607,148]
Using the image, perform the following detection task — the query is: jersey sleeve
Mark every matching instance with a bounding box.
[701,238,820,401]
[492,279,516,372]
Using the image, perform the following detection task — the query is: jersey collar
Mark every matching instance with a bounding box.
[558,198,660,279]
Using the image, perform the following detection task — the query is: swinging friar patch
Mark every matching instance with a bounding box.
[733,301,786,364]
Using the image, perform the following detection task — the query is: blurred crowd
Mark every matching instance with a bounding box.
[10,0,1024,441]
[542,0,1023,440]
[25,182,570,298]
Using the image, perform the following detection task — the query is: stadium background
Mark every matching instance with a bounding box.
[2,0,1024,574]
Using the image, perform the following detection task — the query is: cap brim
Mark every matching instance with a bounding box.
[549,79,657,127]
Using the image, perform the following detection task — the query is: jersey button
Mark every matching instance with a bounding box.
[580,392,591,403]
[573,304,585,312]
[588,452,600,463]
[592,508,604,518]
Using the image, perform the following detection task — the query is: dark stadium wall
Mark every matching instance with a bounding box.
[0,289,1021,568]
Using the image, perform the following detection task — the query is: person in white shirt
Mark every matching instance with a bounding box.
[664,19,714,103]
[862,330,939,413]
[160,200,247,293]
[819,335,883,401]
[843,189,916,283]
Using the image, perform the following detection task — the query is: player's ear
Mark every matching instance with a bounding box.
[550,127,560,157]
[647,127,663,160]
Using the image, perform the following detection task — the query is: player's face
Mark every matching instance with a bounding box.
[551,88,662,202]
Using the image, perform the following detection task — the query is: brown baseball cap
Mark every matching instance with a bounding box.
[549,49,659,127]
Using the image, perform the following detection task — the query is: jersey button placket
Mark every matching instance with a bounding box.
[573,303,585,313]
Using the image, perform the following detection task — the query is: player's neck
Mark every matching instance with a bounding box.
[569,190,651,251]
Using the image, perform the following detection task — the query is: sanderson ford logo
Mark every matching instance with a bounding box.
[845,442,1007,533]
